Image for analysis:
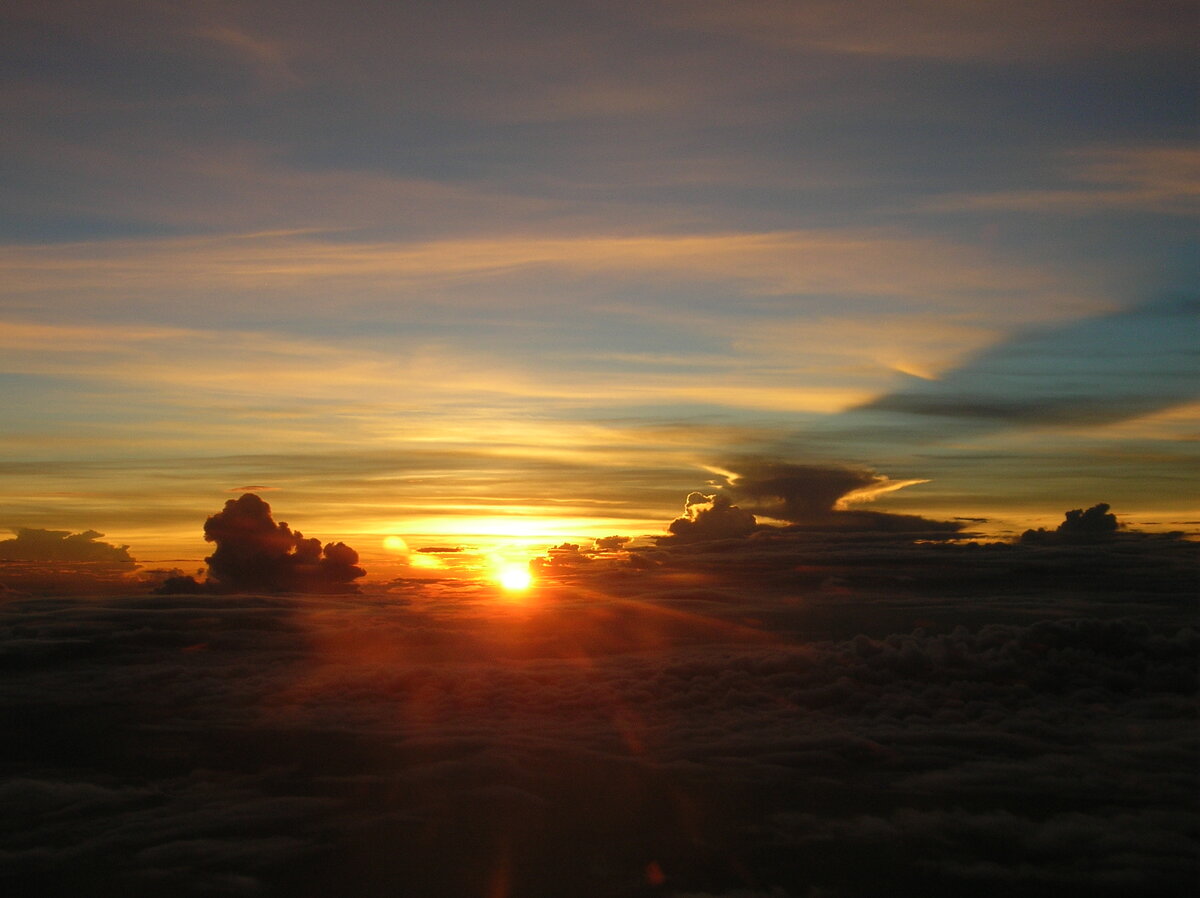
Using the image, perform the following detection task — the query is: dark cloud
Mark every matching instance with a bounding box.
[724,460,881,523]
[656,460,961,548]
[530,542,605,574]
[783,508,963,535]
[662,491,758,544]
[627,491,1195,611]
[170,493,365,594]
[0,528,133,563]
[1021,502,1121,545]
[531,538,638,578]
[0,581,1194,897]
[0,529,139,596]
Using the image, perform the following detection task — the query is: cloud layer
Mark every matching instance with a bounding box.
[0,548,1194,897]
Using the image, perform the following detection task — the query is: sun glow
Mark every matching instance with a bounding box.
[495,561,533,591]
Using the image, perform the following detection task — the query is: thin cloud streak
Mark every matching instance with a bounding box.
[0,229,1083,311]
[665,0,1195,61]
[927,145,1200,216]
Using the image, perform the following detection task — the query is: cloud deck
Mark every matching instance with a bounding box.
[1,542,1194,897]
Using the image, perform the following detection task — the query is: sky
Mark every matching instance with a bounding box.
[1,5,1198,895]
[2,0,1197,573]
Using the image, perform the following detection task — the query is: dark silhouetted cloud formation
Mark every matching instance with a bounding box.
[181,493,364,593]
[664,491,758,543]
[659,460,961,547]
[0,529,139,596]
[0,528,133,563]
[1022,502,1121,544]
[725,460,882,522]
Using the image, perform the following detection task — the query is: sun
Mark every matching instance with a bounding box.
[495,562,533,591]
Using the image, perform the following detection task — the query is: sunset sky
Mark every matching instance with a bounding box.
[2,0,1196,572]
[2,6,1198,896]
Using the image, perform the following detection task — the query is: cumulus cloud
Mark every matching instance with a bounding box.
[0,528,133,563]
[204,493,364,593]
[663,491,758,544]
[658,460,959,547]
[530,544,590,577]
[160,494,364,594]
[1021,501,1121,545]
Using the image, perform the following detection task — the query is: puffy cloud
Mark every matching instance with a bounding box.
[530,542,593,575]
[186,493,364,594]
[593,535,631,552]
[1021,502,1121,545]
[0,528,133,563]
[662,491,758,544]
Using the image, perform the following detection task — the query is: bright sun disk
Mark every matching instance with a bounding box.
[496,562,533,591]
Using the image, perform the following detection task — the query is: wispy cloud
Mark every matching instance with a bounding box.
[0,227,1090,316]
[928,146,1200,216]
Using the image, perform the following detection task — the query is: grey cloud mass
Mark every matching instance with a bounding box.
[2,522,1195,897]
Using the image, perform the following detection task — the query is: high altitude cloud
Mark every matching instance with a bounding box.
[0,528,133,563]
[166,493,364,594]
[855,298,1200,431]
[724,460,883,522]
[659,460,962,547]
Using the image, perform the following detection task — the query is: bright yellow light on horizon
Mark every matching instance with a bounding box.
[495,561,533,591]
[382,535,409,552]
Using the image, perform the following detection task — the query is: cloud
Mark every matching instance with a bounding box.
[723,460,882,523]
[0,528,140,596]
[0,525,141,595]
[0,581,1194,896]
[531,542,594,573]
[663,492,758,544]
[196,493,364,594]
[0,528,133,563]
[664,0,1194,62]
[927,145,1200,216]
[853,298,1200,431]
[652,458,965,554]
[1021,502,1120,545]
[0,228,1078,317]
